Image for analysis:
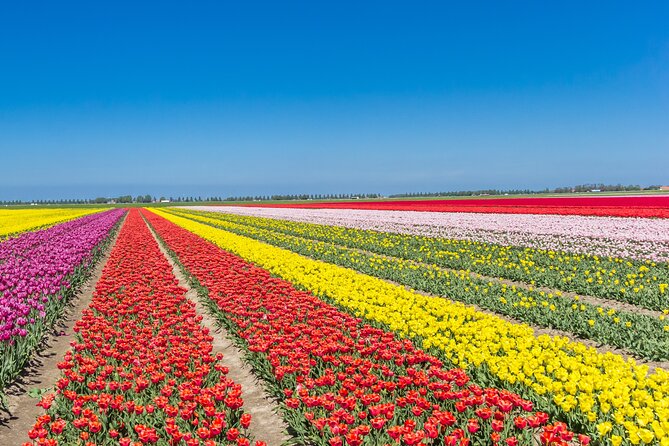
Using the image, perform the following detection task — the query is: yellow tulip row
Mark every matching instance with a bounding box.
[0,208,105,240]
[151,208,669,446]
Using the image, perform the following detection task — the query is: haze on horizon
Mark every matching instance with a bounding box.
[1,1,668,201]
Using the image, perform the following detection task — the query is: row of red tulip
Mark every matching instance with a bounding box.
[23,210,256,446]
[248,195,669,218]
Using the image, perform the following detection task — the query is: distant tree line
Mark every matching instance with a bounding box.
[390,189,538,198]
[0,194,158,206]
[389,184,663,198]
[224,193,382,201]
[0,198,93,205]
[558,184,654,193]
[169,196,220,202]
[2,185,664,206]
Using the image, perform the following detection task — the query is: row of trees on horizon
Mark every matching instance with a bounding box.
[0,193,384,205]
[0,184,665,206]
[389,184,665,198]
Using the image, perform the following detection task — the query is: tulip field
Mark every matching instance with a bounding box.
[0,209,124,392]
[1,198,668,446]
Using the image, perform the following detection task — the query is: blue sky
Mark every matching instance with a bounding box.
[1,1,668,200]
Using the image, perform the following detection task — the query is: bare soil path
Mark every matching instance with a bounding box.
[0,215,126,445]
[145,220,289,445]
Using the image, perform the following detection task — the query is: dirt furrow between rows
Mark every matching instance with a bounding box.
[145,222,289,445]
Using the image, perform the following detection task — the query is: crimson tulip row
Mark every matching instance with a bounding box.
[24,210,256,446]
[143,210,586,446]
[247,196,669,218]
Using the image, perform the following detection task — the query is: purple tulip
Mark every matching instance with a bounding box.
[0,209,124,344]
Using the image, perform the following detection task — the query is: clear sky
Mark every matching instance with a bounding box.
[1,1,668,200]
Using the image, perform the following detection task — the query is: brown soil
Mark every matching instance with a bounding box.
[0,215,126,445]
[146,221,289,445]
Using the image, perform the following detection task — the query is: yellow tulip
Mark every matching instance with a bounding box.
[0,208,103,239]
